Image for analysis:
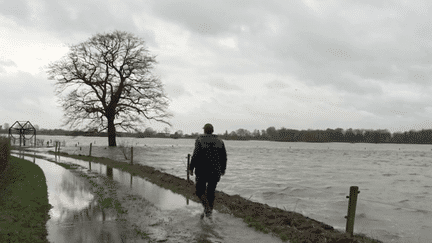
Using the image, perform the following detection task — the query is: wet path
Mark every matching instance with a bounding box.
[14,151,285,243]
[12,152,137,242]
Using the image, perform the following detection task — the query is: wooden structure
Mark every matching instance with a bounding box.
[8,121,36,147]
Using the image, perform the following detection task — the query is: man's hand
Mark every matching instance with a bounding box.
[189,170,194,176]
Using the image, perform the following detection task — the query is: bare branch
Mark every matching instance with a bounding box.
[47,30,172,146]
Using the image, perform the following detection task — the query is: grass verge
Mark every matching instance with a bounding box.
[46,150,382,243]
[0,156,52,243]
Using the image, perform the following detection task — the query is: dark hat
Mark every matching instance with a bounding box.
[203,123,214,134]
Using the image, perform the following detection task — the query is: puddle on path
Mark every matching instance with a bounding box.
[15,151,285,243]
[12,152,135,243]
[31,152,201,210]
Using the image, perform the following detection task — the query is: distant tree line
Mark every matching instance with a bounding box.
[1,126,432,144]
[0,127,184,139]
[218,127,432,144]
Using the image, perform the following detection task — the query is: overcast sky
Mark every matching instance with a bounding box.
[1,0,432,134]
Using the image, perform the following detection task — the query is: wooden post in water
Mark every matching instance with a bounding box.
[187,154,191,183]
[130,147,133,165]
[55,142,58,153]
[345,186,360,237]
[89,143,92,157]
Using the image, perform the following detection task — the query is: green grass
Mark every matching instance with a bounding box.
[0,156,52,243]
[0,136,11,174]
[244,216,270,234]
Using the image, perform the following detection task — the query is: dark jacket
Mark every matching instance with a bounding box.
[190,134,227,180]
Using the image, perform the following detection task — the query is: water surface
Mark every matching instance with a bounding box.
[13,153,130,243]
[33,136,432,243]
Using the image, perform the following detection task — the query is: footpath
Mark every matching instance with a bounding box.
[16,151,288,243]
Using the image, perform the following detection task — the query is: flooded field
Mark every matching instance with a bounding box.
[31,135,432,243]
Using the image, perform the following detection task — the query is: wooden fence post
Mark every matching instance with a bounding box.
[89,143,92,156]
[55,142,58,153]
[130,147,133,165]
[345,186,360,236]
[187,154,191,182]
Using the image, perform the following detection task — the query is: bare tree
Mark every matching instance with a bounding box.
[47,30,172,146]
[163,127,170,136]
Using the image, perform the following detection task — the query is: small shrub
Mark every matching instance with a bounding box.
[280,234,289,242]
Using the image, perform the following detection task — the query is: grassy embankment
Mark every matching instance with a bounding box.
[45,149,383,243]
[0,138,52,243]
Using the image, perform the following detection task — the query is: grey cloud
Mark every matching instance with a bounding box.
[1,0,157,47]
[165,83,189,99]
[41,1,144,37]
[0,60,17,73]
[4,0,432,132]
[149,0,263,36]
[0,60,17,67]
[0,72,54,114]
[207,79,242,91]
[336,85,432,121]
[265,80,289,90]
[241,0,432,92]
[329,74,384,95]
[0,0,31,23]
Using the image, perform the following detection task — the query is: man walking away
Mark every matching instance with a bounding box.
[189,123,227,219]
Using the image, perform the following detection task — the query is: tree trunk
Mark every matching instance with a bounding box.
[107,116,116,147]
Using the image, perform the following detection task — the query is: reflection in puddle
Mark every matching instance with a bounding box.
[30,152,200,210]
[12,152,129,243]
[55,154,200,210]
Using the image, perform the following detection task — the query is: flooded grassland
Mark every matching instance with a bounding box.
[31,136,432,243]
[19,149,381,243]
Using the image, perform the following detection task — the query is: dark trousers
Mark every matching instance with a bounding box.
[195,175,219,211]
